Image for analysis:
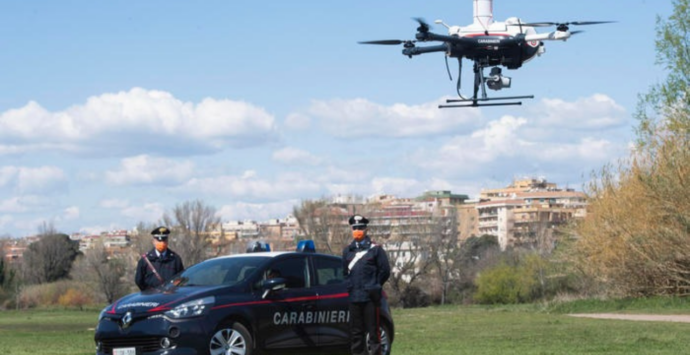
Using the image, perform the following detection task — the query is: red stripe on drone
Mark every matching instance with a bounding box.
[464,33,510,37]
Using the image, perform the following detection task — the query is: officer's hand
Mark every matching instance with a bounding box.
[369,288,382,304]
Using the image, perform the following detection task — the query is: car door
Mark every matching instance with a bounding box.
[256,255,319,351]
[311,255,350,348]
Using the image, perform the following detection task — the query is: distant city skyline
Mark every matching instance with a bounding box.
[0,0,674,237]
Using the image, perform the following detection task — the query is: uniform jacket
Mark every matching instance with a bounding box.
[135,248,184,291]
[342,236,391,303]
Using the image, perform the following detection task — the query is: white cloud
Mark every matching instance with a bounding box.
[0,166,68,194]
[0,196,53,213]
[105,155,195,186]
[100,198,130,209]
[370,177,422,196]
[0,215,12,229]
[272,147,322,165]
[470,115,530,156]
[0,88,278,156]
[121,202,166,223]
[17,166,68,194]
[13,217,52,236]
[304,97,483,138]
[324,183,370,196]
[181,171,322,200]
[0,197,28,213]
[418,115,530,173]
[62,206,80,220]
[217,200,300,221]
[320,166,371,184]
[533,94,627,130]
[284,113,311,130]
[0,167,16,187]
[415,98,628,180]
[535,137,617,162]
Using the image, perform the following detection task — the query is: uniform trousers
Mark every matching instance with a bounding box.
[349,300,381,355]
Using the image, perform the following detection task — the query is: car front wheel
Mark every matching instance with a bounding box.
[209,322,252,355]
[367,323,392,355]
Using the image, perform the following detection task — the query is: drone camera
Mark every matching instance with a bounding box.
[485,67,511,91]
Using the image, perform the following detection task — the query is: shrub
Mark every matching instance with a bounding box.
[400,285,430,308]
[18,280,97,308]
[474,261,538,304]
[58,288,90,309]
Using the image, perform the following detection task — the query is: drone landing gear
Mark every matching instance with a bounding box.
[439,62,534,108]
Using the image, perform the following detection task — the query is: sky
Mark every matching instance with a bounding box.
[0,0,675,238]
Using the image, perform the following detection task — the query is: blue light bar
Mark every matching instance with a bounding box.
[296,240,315,253]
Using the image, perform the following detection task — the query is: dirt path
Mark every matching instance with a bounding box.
[570,313,690,323]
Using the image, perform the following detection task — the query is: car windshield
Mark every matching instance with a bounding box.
[169,256,270,287]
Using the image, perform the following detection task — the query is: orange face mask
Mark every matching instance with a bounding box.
[154,240,168,253]
[352,230,365,241]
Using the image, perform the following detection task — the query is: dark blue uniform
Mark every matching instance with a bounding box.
[342,236,390,355]
[135,248,184,291]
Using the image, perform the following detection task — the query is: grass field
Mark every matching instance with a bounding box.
[0,308,98,355]
[1,300,690,354]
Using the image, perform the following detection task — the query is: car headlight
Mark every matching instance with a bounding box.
[164,296,215,319]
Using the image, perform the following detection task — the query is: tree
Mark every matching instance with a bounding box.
[21,222,80,284]
[428,208,461,305]
[293,199,351,254]
[130,222,159,255]
[0,240,6,287]
[383,213,437,308]
[71,240,129,303]
[163,199,221,267]
[636,0,690,150]
[570,1,690,297]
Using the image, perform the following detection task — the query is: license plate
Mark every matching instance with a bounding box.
[113,348,136,355]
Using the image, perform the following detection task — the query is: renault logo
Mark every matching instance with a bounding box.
[121,311,133,329]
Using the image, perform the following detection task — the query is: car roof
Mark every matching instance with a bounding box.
[210,251,339,261]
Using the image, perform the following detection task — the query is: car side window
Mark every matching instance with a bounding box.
[268,257,309,289]
[313,256,344,286]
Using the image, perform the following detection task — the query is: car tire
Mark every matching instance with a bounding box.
[366,322,392,355]
[208,321,252,355]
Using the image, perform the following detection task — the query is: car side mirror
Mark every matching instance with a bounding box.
[261,277,287,299]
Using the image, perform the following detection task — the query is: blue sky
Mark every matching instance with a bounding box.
[0,0,674,237]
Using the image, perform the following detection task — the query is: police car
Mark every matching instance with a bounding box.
[94,241,394,355]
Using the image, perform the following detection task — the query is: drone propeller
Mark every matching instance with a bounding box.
[413,17,432,33]
[358,40,416,48]
[512,20,615,32]
[359,18,432,48]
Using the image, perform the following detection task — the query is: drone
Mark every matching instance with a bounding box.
[360,0,613,108]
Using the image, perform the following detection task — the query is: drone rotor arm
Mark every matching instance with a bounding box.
[402,43,448,57]
[416,31,474,46]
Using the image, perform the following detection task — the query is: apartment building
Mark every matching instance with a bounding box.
[259,215,300,241]
[2,240,27,264]
[477,178,587,250]
[222,220,261,240]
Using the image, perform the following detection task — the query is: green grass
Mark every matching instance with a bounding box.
[544,296,690,315]
[0,308,98,355]
[393,305,690,355]
[2,301,690,354]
